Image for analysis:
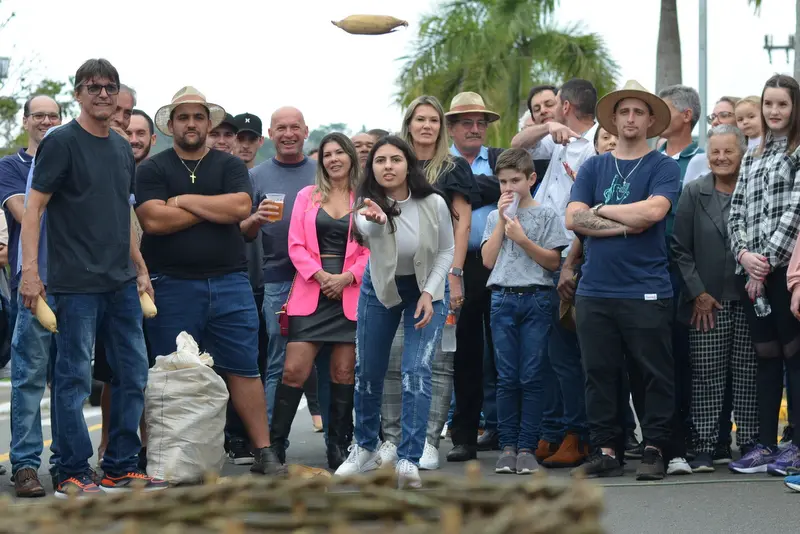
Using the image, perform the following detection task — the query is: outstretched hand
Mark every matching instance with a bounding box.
[359,198,387,225]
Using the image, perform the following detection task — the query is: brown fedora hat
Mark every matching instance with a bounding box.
[445,92,500,122]
[595,80,671,139]
[154,86,226,137]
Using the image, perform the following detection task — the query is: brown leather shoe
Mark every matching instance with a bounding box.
[14,467,46,498]
[542,433,589,468]
[534,439,560,462]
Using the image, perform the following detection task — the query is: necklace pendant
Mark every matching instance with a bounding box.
[190,173,196,184]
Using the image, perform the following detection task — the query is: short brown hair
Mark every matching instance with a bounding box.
[495,148,534,178]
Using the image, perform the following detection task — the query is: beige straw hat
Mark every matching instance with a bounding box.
[445,92,500,122]
[154,86,226,136]
[595,80,671,139]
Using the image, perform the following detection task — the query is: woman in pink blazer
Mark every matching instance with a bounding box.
[269,133,369,470]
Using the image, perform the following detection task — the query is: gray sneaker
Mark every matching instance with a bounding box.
[516,449,539,474]
[495,446,517,474]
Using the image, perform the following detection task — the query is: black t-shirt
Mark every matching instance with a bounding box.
[32,121,135,293]
[135,149,252,279]
[420,156,481,205]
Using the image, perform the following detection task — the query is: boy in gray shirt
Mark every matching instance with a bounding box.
[480,148,570,475]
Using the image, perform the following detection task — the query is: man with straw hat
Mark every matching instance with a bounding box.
[135,86,285,477]
[565,80,680,481]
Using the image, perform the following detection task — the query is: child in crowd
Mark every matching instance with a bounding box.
[481,148,570,474]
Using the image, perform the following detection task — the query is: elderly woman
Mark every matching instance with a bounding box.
[671,125,758,473]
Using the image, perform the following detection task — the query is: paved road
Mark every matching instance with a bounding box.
[0,385,796,533]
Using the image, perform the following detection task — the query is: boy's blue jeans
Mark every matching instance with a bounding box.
[490,288,552,450]
[354,268,447,465]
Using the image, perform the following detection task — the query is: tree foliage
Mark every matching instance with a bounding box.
[396,0,619,147]
[307,122,350,150]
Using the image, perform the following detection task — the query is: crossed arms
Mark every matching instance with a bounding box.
[565,196,672,237]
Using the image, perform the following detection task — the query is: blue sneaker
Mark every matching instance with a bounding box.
[785,474,800,492]
[728,444,779,474]
[767,444,800,476]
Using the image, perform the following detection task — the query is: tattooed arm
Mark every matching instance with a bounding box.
[566,202,638,237]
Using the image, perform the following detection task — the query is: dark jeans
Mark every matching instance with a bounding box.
[491,288,552,450]
[546,263,587,439]
[53,282,148,478]
[451,253,493,446]
[576,296,675,452]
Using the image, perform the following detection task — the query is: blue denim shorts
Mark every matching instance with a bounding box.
[145,272,261,377]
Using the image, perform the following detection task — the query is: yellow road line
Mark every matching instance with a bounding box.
[0,423,103,463]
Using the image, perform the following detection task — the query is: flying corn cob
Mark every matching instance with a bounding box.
[332,15,408,35]
[140,292,158,318]
[35,296,57,333]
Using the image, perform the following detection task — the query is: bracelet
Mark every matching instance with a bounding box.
[174,195,180,209]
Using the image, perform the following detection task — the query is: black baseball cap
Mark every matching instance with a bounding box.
[215,113,239,132]
[234,112,262,136]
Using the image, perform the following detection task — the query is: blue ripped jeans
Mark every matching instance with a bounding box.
[354,267,448,465]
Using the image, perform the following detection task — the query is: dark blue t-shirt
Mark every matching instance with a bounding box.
[569,151,680,300]
[0,149,33,288]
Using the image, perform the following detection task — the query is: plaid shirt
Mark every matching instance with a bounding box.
[729,135,800,274]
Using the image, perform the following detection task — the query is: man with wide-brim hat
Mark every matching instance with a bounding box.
[135,86,286,477]
[565,80,680,482]
[154,86,226,137]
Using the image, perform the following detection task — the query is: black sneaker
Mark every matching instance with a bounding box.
[713,444,733,465]
[55,473,102,499]
[624,431,643,459]
[228,437,255,465]
[251,447,287,476]
[571,452,623,478]
[636,447,665,481]
[690,452,715,473]
[100,471,168,493]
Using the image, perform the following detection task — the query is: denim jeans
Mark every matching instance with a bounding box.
[490,289,552,450]
[354,268,447,464]
[262,281,292,420]
[10,292,59,474]
[546,264,588,439]
[52,281,147,478]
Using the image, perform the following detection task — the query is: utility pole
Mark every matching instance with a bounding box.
[699,0,707,149]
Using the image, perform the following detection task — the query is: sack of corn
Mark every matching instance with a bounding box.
[332,15,408,35]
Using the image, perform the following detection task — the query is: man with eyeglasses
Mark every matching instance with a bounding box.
[0,94,61,496]
[207,113,239,154]
[20,58,166,497]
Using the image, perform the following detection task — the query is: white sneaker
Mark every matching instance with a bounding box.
[334,445,382,476]
[419,440,439,470]
[378,441,399,467]
[666,457,692,475]
[440,423,448,439]
[396,459,422,489]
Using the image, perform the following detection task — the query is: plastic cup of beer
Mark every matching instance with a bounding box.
[264,193,285,222]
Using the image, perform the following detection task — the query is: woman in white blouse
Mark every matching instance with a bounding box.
[334,136,455,488]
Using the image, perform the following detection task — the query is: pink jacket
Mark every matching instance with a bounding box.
[286,186,369,321]
[788,237,800,293]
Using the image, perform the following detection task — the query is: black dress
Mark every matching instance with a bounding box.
[420,156,481,206]
[288,209,356,343]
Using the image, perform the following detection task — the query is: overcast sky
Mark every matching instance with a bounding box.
[0,0,794,135]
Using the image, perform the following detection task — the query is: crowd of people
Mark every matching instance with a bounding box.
[0,56,799,498]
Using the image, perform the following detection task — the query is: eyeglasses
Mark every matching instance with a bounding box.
[82,83,120,96]
[706,111,734,124]
[28,112,61,122]
[456,119,489,130]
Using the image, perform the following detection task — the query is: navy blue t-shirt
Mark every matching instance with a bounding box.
[569,151,680,300]
[0,149,33,287]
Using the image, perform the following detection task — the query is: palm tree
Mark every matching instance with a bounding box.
[395,0,618,147]
[655,0,681,92]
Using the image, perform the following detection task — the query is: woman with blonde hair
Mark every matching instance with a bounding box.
[268,132,370,470]
[375,96,478,471]
[735,96,763,150]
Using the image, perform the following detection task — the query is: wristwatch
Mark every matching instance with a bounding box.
[448,267,463,277]
[591,203,605,215]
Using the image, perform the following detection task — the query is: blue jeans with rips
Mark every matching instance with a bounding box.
[52,281,147,478]
[10,291,59,474]
[490,289,552,450]
[354,268,447,465]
